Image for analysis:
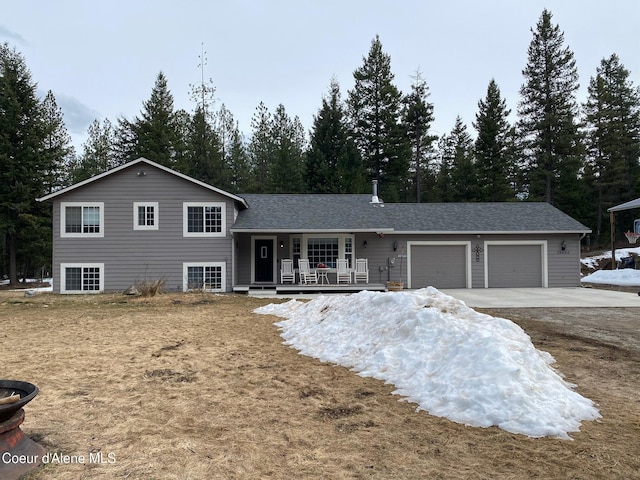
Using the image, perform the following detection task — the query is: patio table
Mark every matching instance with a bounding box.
[316,267,331,284]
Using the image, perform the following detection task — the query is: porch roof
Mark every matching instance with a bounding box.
[231,194,391,232]
[231,195,591,234]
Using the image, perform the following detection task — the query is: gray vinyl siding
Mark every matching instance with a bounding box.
[51,163,237,293]
[234,234,253,285]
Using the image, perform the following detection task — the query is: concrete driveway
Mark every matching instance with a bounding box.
[440,287,640,308]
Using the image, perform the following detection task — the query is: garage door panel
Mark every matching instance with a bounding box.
[487,244,542,288]
[410,245,467,289]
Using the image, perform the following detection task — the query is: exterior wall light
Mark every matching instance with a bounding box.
[561,240,567,251]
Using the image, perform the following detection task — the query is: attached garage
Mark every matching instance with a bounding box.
[485,241,548,288]
[408,242,471,289]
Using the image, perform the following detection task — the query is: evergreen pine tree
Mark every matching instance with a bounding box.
[215,104,236,190]
[72,118,116,183]
[40,90,75,194]
[348,35,410,202]
[434,135,454,202]
[247,102,273,193]
[181,105,224,185]
[583,53,640,238]
[447,117,477,201]
[269,104,306,193]
[115,72,181,167]
[306,79,365,193]
[177,44,226,186]
[402,69,437,202]
[474,79,515,201]
[518,9,583,210]
[226,124,251,193]
[0,44,50,283]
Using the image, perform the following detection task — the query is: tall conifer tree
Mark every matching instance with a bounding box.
[447,117,477,201]
[269,104,306,193]
[348,35,410,201]
[306,79,364,193]
[518,9,583,210]
[583,53,640,237]
[115,72,181,167]
[72,118,116,183]
[0,44,51,283]
[225,125,251,193]
[181,105,223,185]
[40,90,75,193]
[247,102,273,193]
[474,79,514,201]
[402,69,436,202]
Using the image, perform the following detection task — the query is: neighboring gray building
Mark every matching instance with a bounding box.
[38,158,591,293]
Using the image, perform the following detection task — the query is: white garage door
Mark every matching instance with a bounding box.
[487,244,544,288]
[410,244,468,289]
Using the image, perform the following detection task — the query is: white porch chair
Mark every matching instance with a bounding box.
[280,259,295,284]
[336,259,352,284]
[298,259,318,285]
[353,258,369,283]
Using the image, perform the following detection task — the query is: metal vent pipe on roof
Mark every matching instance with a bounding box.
[371,180,380,204]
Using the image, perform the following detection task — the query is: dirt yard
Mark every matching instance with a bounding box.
[1,291,639,479]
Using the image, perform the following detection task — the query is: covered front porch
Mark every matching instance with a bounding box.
[231,230,401,293]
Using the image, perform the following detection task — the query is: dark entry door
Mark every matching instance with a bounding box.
[254,238,274,283]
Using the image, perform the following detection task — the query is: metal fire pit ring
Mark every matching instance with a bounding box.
[0,380,39,423]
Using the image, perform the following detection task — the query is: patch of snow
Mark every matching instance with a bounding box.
[581,269,640,286]
[582,246,640,270]
[255,288,600,440]
[1,278,53,292]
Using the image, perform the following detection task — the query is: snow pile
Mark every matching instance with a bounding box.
[581,246,640,286]
[581,269,640,286]
[255,288,600,439]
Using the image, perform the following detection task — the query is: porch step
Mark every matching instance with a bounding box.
[247,289,278,297]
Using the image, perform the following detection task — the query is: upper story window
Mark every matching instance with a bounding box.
[133,202,159,230]
[61,202,104,238]
[183,202,226,237]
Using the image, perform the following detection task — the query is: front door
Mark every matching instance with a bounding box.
[254,238,274,283]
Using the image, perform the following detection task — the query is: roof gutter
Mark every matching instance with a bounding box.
[388,230,592,235]
[230,228,396,234]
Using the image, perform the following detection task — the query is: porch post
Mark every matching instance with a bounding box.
[610,210,616,270]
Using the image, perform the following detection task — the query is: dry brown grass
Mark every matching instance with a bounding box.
[1,291,639,479]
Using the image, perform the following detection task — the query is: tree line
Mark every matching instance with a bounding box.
[1,9,640,283]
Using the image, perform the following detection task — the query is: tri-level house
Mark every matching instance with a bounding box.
[38,158,591,294]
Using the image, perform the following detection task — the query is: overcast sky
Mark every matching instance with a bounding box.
[2,1,639,152]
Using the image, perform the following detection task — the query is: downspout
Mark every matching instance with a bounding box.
[231,232,236,291]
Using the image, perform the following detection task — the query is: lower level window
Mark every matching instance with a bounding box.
[61,263,104,293]
[183,262,225,292]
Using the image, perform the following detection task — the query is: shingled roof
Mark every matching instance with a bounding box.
[231,194,591,234]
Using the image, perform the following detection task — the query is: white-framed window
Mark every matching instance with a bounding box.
[290,234,354,268]
[60,263,104,293]
[133,202,159,230]
[61,202,104,238]
[183,203,226,237]
[183,262,226,292]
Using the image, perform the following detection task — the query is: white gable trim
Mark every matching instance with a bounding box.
[37,157,248,207]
